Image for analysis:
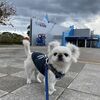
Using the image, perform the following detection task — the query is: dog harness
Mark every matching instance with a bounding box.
[31,52,65,79]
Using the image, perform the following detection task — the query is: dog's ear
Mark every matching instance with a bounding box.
[48,41,60,53]
[67,42,80,63]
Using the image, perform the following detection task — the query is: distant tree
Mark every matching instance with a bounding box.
[12,33,23,44]
[0,32,23,44]
[0,1,16,25]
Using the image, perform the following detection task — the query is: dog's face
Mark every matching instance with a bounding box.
[49,46,72,64]
[48,41,80,66]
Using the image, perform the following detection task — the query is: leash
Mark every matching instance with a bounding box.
[45,58,49,100]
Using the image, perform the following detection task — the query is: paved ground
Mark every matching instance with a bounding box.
[0,45,100,100]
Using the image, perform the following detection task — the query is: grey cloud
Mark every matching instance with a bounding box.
[55,0,100,14]
[8,0,100,24]
[2,0,99,33]
[10,0,100,15]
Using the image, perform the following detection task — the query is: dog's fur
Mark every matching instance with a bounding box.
[23,38,80,95]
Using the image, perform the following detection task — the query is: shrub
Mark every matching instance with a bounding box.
[0,32,23,44]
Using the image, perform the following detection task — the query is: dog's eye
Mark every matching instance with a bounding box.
[54,53,57,56]
[64,53,68,57]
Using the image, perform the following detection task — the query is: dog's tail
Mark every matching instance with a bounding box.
[22,36,31,57]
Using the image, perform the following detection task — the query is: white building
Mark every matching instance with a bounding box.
[30,17,69,45]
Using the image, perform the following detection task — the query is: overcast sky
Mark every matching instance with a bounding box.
[0,0,100,34]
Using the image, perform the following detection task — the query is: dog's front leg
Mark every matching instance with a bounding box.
[49,82,56,95]
[48,71,56,95]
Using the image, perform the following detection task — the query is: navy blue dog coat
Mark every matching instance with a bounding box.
[31,52,47,76]
[31,52,65,79]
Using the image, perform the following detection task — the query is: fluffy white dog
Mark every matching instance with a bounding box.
[23,38,80,95]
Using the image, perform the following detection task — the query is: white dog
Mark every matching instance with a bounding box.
[23,37,80,95]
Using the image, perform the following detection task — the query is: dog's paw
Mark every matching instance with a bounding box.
[27,79,32,84]
[49,90,55,95]
[54,88,56,92]
[36,77,42,83]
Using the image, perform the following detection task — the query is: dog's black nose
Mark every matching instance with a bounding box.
[58,54,63,61]
[58,54,62,58]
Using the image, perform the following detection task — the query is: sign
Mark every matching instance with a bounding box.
[35,21,46,28]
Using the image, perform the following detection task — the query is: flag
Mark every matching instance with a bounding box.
[43,14,49,23]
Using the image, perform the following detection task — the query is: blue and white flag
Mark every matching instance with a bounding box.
[43,14,49,23]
